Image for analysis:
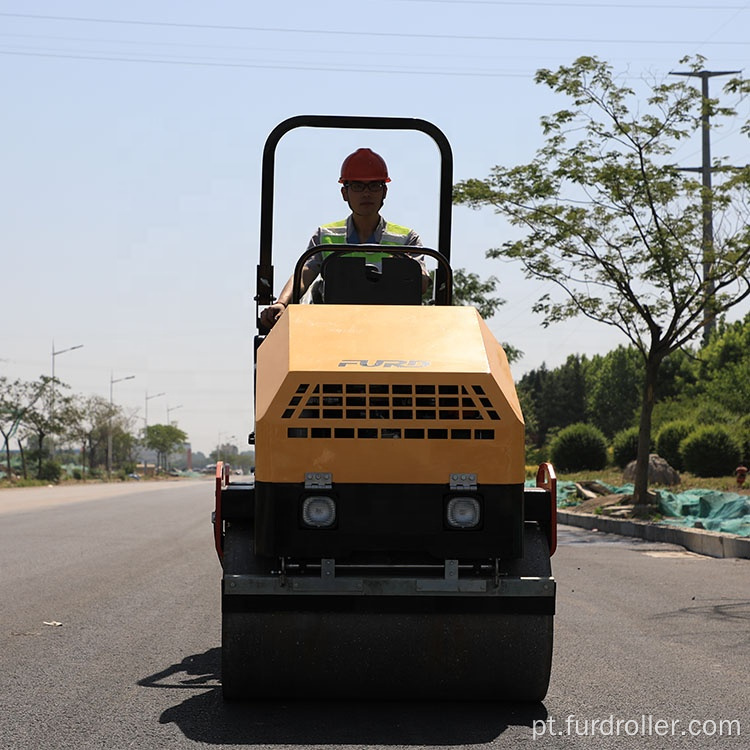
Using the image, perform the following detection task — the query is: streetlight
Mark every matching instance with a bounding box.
[162,403,184,472]
[143,391,166,475]
[108,372,135,478]
[50,341,83,456]
[166,403,183,425]
[144,391,166,430]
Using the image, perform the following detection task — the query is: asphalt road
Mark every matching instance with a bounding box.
[1,480,748,749]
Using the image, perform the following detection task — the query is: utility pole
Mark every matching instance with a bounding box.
[670,68,740,345]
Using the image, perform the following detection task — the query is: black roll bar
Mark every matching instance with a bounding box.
[255,115,454,307]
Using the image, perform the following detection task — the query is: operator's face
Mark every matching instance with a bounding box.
[341,181,387,218]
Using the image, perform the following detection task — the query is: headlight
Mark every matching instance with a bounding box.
[302,496,337,528]
[446,496,481,529]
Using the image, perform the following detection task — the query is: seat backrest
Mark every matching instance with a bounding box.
[322,255,422,305]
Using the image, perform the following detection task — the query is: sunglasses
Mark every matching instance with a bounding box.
[345,181,385,193]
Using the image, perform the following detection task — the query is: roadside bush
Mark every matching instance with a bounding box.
[679,425,742,477]
[611,426,652,468]
[38,460,62,483]
[655,420,694,471]
[550,423,608,472]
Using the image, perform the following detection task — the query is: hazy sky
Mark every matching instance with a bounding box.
[2,0,748,455]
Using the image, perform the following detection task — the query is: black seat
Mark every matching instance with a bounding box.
[321,255,422,305]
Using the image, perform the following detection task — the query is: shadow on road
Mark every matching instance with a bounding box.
[139,648,548,746]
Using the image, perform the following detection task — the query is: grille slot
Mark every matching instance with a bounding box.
[283,383,501,440]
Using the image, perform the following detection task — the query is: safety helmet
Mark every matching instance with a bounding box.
[339,148,391,183]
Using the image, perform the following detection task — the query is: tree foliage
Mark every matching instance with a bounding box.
[145,424,188,470]
[696,315,750,414]
[451,267,521,363]
[518,355,588,446]
[586,346,641,438]
[0,377,46,477]
[454,55,750,505]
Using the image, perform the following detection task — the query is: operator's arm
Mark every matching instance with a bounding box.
[259,261,319,329]
[404,229,430,293]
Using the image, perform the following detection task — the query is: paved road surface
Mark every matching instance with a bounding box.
[1,480,747,749]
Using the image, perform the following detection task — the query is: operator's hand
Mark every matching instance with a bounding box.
[260,303,286,329]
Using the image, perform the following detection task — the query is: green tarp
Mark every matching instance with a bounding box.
[528,479,750,537]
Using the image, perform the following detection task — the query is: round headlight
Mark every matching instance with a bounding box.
[446,497,481,529]
[302,496,337,528]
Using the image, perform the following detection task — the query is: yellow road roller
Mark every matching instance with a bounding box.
[213,115,557,701]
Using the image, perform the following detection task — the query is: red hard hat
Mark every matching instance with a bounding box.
[339,148,390,183]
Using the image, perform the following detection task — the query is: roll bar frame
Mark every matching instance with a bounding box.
[254,115,454,310]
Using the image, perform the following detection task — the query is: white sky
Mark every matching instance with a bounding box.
[2,0,749,455]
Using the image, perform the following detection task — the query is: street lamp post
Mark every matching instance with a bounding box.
[166,403,183,425]
[164,403,183,472]
[50,341,83,456]
[108,372,135,478]
[145,391,166,431]
[143,391,166,475]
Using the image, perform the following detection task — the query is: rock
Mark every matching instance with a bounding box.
[623,454,680,486]
[576,480,614,498]
[574,493,629,514]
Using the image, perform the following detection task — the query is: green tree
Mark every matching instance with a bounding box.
[20,376,74,479]
[145,424,188,471]
[586,346,642,438]
[696,313,750,414]
[77,395,116,473]
[529,355,589,446]
[210,442,239,464]
[0,377,46,478]
[452,268,503,318]
[517,364,549,447]
[517,357,588,448]
[454,56,750,509]
[451,267,521,363]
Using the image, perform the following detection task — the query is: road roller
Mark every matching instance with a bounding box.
[212,115,557,701]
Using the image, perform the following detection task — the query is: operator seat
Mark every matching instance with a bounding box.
[321,255,422,305]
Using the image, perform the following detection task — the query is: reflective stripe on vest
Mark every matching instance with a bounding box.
[320,220,413,262]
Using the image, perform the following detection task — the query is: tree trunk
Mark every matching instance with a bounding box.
[1,432,11,477]
[19,437,27,479]
[632,353,661,510]
[36,433,45,478]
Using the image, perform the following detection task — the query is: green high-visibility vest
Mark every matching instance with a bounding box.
[319,220,413,262]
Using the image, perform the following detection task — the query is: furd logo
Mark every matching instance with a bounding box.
[338,359,431,368]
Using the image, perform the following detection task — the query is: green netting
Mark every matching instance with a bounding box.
[656,489,750,536]
[531,478,750,537]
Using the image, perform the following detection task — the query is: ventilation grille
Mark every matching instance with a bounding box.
[282,383,500,440]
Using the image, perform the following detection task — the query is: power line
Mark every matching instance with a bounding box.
[0,12,746,45]
[0,49,533,77]
[0,31,582,64]
[395,0,743,7]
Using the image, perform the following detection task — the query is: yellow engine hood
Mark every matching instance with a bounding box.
[255,304,525,485]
